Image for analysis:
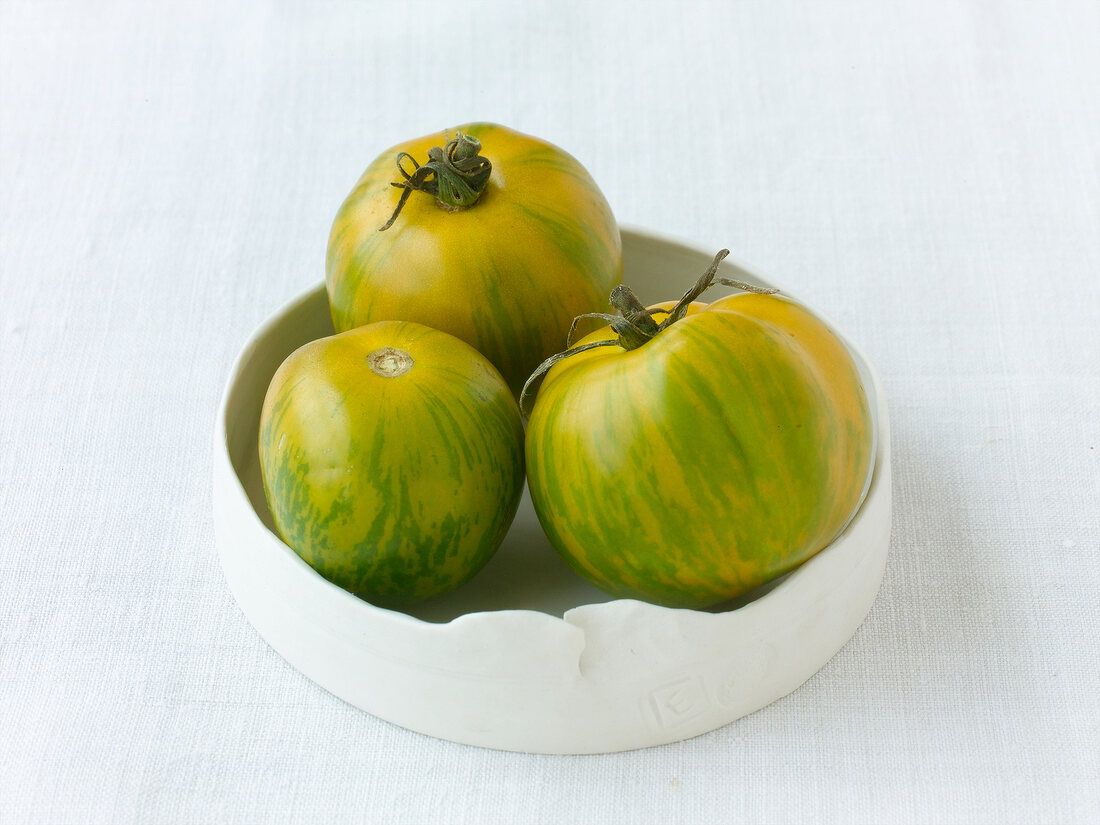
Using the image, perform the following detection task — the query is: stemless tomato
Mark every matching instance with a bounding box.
[524,260,875,610]
[258,320,525,608]
[326,122,622,395]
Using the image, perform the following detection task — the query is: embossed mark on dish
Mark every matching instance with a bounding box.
[646,673,707,730]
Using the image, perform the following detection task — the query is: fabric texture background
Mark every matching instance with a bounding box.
[1,1,1097,822]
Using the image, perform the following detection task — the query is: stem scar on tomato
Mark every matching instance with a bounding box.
[518,249,778,417]
[367,347,414,378]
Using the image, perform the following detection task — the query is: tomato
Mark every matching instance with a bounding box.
[326,122,622,395]
[258,320,525,608]
[523,256,875,609]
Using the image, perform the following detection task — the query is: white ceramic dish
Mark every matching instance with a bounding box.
[213,226,892,754]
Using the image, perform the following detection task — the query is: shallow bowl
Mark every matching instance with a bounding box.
[213,226,892,754]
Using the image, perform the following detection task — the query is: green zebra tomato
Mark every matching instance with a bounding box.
[524,259,875,610]
[258,320,525,608]
[326,122,622,396]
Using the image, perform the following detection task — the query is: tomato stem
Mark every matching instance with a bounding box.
[519,249,780,417]
[378,132,492,231]
[610,250,779,351]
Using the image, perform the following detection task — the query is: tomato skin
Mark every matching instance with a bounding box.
[258,320,525,607]
[524,294,875,610]
[326,122,622,395]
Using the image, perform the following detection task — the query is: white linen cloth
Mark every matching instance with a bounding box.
[1,0,1097,822]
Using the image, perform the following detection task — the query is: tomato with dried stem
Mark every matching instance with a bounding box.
[522,251,876,610]
[326,123,622,396]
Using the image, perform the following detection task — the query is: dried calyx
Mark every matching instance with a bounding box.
[379,132,492,231]
[519,249,779,416]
